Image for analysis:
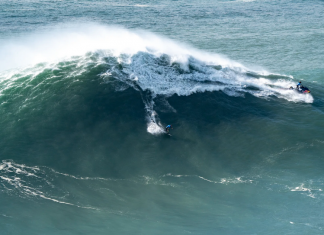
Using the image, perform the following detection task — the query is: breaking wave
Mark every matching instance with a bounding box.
[0,23,313,135]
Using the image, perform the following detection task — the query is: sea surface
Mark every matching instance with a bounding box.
[1,0,324,234]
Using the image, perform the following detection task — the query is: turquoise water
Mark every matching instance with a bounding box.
[1,0,324,234]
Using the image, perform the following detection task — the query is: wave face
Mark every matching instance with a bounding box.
[1,5,324,234]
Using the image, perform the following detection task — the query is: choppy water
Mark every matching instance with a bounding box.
[1,0,324,234]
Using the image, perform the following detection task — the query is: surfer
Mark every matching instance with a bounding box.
[296,81,302,89]
[165,125,172,134]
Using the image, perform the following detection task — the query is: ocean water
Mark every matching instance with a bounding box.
[1,0,324,234]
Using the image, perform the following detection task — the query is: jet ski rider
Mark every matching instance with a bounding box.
[296,81,302,90]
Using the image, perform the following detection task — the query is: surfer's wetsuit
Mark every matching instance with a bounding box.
[165,125,172,133]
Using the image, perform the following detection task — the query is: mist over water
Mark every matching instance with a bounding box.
[1,0,324,234]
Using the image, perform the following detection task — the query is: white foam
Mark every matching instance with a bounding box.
[39,194,97,210]
[289,183,321,198]
[141,176,176,187]
[147,121,165,135]
[134,4,150,7]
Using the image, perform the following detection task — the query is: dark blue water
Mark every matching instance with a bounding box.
[1,0,324,234]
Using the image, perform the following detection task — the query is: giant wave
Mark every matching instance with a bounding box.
[0,23,313,135]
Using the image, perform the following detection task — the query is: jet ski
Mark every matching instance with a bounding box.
[297,86,310,93]
[289,86,311,93]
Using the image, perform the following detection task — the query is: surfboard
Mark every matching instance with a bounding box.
[165,132,171,136]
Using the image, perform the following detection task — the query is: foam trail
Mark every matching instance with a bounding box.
[141,95,164,135]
